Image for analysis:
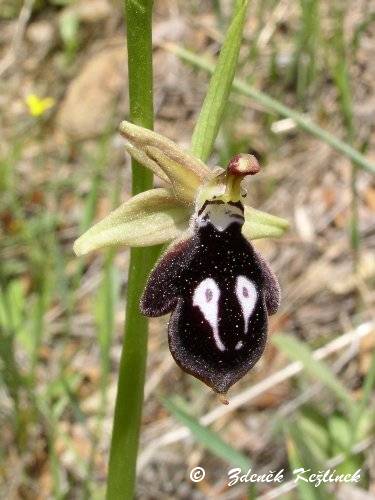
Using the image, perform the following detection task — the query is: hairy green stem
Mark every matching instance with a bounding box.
[106,1,157,498]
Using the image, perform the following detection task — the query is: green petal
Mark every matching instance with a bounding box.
[119,121,212,204]
[243,206,289,240]
[125,145,170,183]
[120,121,211,177]
[146,146,201,205]
[73,188,190,255]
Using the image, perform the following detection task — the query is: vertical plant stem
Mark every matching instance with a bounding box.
[330,4,359,269]
[106,1,157,498]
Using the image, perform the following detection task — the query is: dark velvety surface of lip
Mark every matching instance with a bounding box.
[141,181,281,392]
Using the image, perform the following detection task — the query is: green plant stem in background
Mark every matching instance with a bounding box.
[330,5,359,267]
[106,1,158,498]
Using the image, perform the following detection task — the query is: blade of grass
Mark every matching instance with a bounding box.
[297,408,330,462]
[0,280,29,447]
[80,137,110,234]
[349,347,375,449]
[166,43,375,175]
[351,11,375,55]
[85,166,120,495]
[164,398,252,471]
[266,434,372,499]
[36,396,65,498]
[286,419,326,470]
[328,5,359,265]
[85,256,117,495]
[30,268,50,378]
[191,0,249,161]
[73,137,111,286]
[273,335,354,412]
[356,348,375,424]
[165,397,256,498]
[106,1,160,498]
[96,250,117,406]
[286,437,317,500]
[96,169,121,413]
[292,0,320,104]
[211,0,224,28]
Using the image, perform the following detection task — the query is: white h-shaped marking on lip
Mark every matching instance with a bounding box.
[192,278,225,351]
[235,276,257,335]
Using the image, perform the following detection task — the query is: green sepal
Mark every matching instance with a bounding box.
[242,206,289,240]
[73,188,190,255]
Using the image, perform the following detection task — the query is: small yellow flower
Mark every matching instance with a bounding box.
[26,94,55,117]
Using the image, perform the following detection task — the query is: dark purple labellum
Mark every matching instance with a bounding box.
[140,199,280,394]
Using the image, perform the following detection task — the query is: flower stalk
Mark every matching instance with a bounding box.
[106,1,157,498]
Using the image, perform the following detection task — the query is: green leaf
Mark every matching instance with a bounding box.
[298,407,330,462]
[73,188,190,255]
[273,335,354,412]
[328,413,351,451]
[168,44,375,175]
[164,398,252,471]
[191,0,249,161]
[328,413,364,476]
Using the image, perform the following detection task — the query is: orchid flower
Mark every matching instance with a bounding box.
[74,121,288,255]
[74,122,288,395]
